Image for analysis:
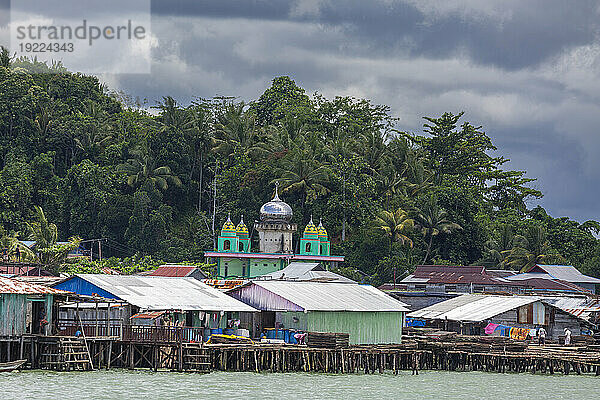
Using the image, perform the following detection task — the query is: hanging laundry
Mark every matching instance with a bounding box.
[484,323,500,334]
[510,327,529,340]
[529,329,537,337]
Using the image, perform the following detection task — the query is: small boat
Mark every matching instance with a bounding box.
[0,359,27,372]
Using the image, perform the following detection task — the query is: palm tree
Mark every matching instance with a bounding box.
[212,101,259,158]
[413,195,462,264]
[74,126,113,159]
[358,130,389,174]
[119,143,182,191]
[156,96,192,133]
[0,228,34,262]
[481,224,514,268]
[26,206,81,273]
[372,209,414,254]
[502,225,565,272]
[276,149,331,206]
[376,166,408,209]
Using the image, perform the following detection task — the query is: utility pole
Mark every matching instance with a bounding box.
[211,160,218,249]
[98,239,102,261]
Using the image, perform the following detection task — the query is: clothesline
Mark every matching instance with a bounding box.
[484,323,537,340]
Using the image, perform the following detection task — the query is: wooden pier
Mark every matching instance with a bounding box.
[3,332,600,376]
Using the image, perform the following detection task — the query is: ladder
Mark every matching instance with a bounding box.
[182,343,212,373]
[59,338,94,371]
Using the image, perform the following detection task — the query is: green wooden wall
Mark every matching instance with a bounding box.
[277,311,404,344]
[0,294,53,336]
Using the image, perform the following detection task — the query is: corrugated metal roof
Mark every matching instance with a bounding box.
[151,265,206,278]
[70,274,257,312]
[258,262,355,283]
[530,265,600,284]
[540,296,600,321]
[408,294,540,322]
[130,311,166,319]
[238,281,409,312]
[506,272,556,281]
[400,265,506,285]
[0,276,69,295]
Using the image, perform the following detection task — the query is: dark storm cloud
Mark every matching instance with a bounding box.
[150,0,599,70]
[151,0,292,20]
[3,0,598,222]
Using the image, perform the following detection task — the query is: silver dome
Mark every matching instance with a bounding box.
[260,189,293,222]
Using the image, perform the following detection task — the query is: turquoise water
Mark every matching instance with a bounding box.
[0,370,597,399]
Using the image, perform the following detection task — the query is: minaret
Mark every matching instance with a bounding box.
[299,215,320,255]
[317,218,330,256]
[236,215,250,253]
[217,213,239,253]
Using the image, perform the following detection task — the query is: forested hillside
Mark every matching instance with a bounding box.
[1,51,599,283]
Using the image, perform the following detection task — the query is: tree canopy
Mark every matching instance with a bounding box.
[0,56,598,284]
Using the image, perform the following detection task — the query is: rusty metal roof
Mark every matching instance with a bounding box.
[130,311,166,319]
[0,276,69,295]
[401,265,503,285]
[151,265,206,278]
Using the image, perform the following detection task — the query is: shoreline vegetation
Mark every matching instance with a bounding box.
[1,49,599,284]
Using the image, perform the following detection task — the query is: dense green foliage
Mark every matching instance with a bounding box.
[1,55,599,283]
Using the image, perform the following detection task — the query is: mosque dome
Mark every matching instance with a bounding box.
[260,185,293,223]
[236,215,249,235]
[304,216,319,236]
[221,214,237,236]
[317,218,328,238]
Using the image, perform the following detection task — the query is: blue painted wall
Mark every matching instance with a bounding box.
[54,276,120,300]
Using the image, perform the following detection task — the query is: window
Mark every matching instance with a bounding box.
[223,240,230,250]
[517,303,545,325]
[415,284,426,291]
[239,242,244,252]
[445,285,456,292]
[305,243,311,252]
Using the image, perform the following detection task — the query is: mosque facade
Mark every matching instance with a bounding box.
[204,186,344,278]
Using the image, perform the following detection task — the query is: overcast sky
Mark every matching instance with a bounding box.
[2,0,600,223]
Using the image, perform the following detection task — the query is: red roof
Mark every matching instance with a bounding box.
[150,265,196,277]
[130,311,166,319]
[0,276,70,295]
[411,265,499,284]
[0,264,53,276]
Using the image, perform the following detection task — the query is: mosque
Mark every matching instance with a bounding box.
[204,186,344,278]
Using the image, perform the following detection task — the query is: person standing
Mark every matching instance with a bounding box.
[564,328,572,346]
[538,326,547,345]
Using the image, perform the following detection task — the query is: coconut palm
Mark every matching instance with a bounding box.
[26,206,81,273]
[276,149,331,206]
[481,224,514,268]
[212,101,259,158]
[413,195,462,264]
[0,228,34,262]
[119,143,182,191]
[372,209,415,253]
[502,225,565,272]
[156,96,192,133]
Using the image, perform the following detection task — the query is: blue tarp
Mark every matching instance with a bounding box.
[405,318,426,327]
